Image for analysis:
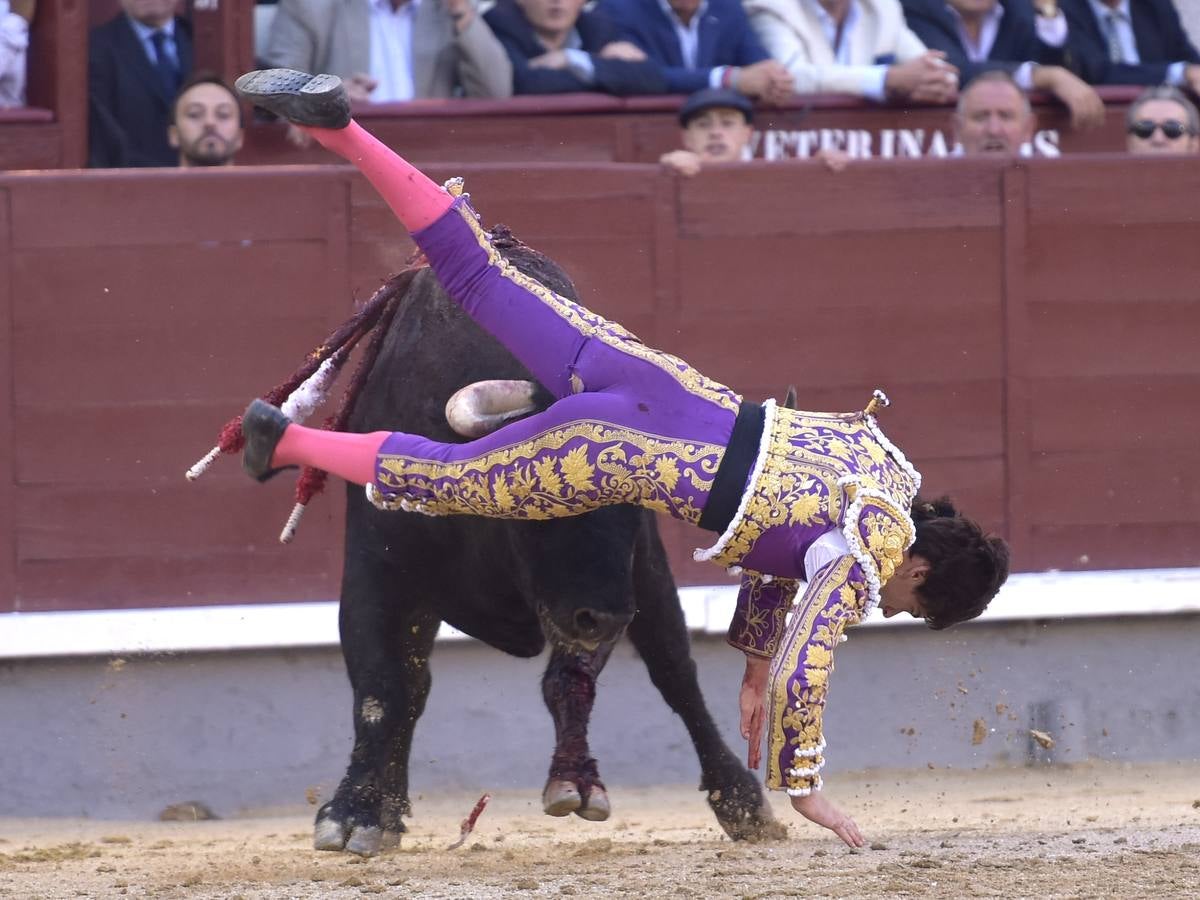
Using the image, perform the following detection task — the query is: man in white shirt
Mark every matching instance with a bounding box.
[0,0,32,108]
[745,0,960,103]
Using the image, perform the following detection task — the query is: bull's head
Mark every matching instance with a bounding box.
[510,506,642,653]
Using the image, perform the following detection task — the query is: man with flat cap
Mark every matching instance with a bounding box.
[659,87,849,175]
[659,87,756,175]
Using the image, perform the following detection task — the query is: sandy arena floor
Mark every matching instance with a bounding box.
[1,762,1198,899]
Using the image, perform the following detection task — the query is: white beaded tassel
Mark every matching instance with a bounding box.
[185,446,223,482]
[279,503,306,544]
[281,354,341,423]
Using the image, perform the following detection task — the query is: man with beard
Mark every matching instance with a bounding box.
[953,68,1035,154]
[168,73,244,167]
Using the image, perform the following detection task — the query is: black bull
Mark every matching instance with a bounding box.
[314,237,782,855]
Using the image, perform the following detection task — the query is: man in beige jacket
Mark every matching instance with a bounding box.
[744,0,958,103]
[263,0,512,102]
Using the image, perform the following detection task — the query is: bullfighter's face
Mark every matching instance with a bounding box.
[877,554,930,621]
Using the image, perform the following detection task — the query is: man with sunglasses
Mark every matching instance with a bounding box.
[1126,84,1199,154]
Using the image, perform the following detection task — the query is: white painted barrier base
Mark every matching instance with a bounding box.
[2,567,1198,660]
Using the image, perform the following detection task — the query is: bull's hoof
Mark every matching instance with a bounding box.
[574,785,611,822]
[344,825,402,857]
[313,817,347,851]
[542,779,582,817]
[707,787,787,842]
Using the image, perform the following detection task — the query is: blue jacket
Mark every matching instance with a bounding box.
[88,14,194,167]
[484,0,667,95]
[1060,0,1200,85]
[597,0,770,93]
[900,0,1067,84]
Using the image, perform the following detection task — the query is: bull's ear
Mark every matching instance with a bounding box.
[783,385,797,409]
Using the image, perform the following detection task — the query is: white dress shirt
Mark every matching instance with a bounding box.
[802,0,890,101]
[128,15,181,73]
[369,0,421,102]
[946,1,1067,89]
[655,0,733,87]
[1086,0,1188,84]
[0,0,29,108]
[803,529,852,582]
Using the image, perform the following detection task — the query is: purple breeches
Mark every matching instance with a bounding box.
[371,198,742,525]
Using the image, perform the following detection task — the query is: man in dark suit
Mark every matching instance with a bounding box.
[484,0,666,95]
[901,0,1104,128]
[598,0,792,101]
[89,0,194,167]
[1060,0,1200,87]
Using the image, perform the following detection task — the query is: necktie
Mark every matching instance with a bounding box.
[150,30,180,96]
[1104,12,1125,65]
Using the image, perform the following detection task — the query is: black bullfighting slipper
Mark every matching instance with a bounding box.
[241,399,296,483]
[234,69,351,129]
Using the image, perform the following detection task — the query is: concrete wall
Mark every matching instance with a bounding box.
[3,613,1196,819]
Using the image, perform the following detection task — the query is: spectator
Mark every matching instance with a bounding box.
[1060,0,1200,87]
[89,0,193,168]
[484,0,667,95]
[743,0,959,105]
[659,87,755,173]
[953,68,1035,152]
[659,86,851,174]
[0,0,32,109]
[598,0,793,102]
[169,72,244,168]
[263,0,512,102]
[1125,83,1198,154]
[902,0,1104,129]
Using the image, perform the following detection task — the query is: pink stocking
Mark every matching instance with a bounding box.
[272,424,388,487]
[303,122,452,232]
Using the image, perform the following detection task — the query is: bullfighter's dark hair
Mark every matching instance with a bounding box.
[909,496,1009,630]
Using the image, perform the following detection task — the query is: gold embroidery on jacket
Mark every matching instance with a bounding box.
[765,556,865,791]
[707,408,921,569]
[376,419,723,522]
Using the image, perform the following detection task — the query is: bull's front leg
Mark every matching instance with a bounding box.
[541,642,615,821]
[627,517,787,842]
[315,524,441,857]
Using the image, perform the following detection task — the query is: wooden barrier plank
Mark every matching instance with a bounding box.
[677,160,1002,237]
[1026,302,1200,378]
[1030,522,1200,572]
[1025,157,1200,227]
[1028,375,1200,453]
[0,188,13,612]
[8,170,347,248]
[1024,223,1200,306]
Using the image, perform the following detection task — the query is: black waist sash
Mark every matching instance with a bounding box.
[698,401,765,534]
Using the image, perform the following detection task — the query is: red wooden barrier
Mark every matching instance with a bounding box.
[2,156,1199,614]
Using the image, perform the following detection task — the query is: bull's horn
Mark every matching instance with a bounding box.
[445,380,540,438]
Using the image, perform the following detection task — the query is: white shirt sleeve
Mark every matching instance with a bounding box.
[803,529,852,582]
[0,6,29,109]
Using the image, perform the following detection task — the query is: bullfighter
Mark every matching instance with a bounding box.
[232,68,1010,848]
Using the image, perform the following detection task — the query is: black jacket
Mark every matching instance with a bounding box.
[901,0,1068,83]
[88,14,194,168]
[1060,0,1200,84]
[483,0,666,96]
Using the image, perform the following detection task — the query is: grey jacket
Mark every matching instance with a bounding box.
[263,0,512,99]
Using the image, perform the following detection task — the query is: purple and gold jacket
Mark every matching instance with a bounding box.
[698,397,922,795]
